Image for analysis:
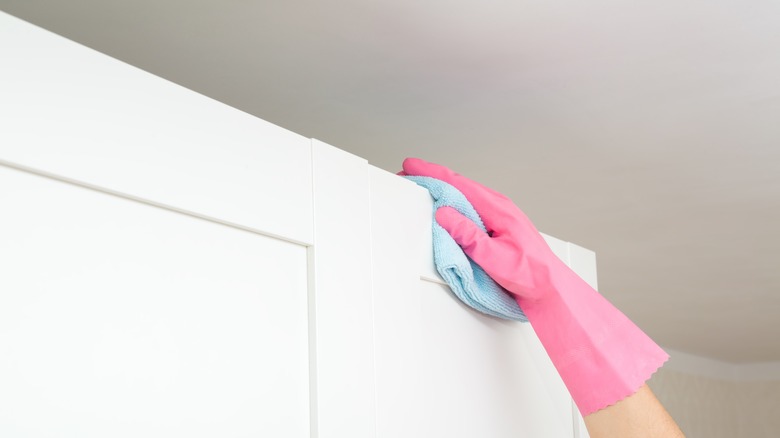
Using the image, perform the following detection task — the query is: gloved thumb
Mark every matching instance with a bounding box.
[435,206,494,266]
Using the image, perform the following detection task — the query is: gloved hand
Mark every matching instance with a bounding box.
[402,157,668,416]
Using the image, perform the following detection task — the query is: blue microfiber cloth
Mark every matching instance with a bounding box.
[405,176,527,322]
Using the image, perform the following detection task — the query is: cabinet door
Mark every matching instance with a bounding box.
[370,166,596,438]
[0,165,311,437]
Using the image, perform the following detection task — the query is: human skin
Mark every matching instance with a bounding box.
[584,384,685,437]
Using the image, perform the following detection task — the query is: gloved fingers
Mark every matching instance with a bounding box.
[403,158,509,231]
[402,157,498,199]
[437,206,526,295]
[402,157,510,195]
[435,206,496,266]
[403,157,543,245]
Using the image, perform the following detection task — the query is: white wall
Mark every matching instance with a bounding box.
[648,349,780,438]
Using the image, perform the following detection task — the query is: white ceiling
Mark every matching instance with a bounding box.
[2,1,778,363]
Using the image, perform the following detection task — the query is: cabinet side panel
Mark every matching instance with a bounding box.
[568,243,599,290]
[567,242,599,438]
[0,12,313,244]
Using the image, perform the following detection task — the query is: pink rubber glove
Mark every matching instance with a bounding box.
[402,157,668,416]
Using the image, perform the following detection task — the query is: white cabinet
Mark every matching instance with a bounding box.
[1,11,595,437]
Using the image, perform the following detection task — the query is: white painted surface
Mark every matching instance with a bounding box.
[0,12,313,245]
[369,167,427,437]
[568,243,598,291]
[414,283,571,437]
[566,243,598,438]
[309,140,377,437]
[0,165,310,437]
[0,14,608,436]
[370,167,589,437]
[4,0,777,364]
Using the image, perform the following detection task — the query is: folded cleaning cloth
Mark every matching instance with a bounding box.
[404,175,527,322]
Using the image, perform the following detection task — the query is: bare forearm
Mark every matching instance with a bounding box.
[584,384,684,438]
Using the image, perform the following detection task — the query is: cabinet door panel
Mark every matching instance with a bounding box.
[0,12,313,244]
[0,165,310,437]
[370,167,574,437]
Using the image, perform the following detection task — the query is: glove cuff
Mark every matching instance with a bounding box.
[519,266,669,416]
